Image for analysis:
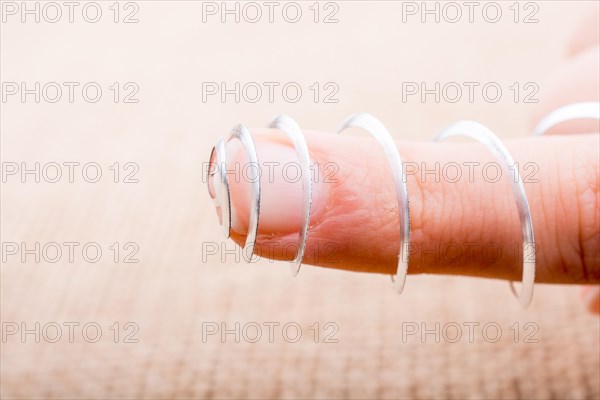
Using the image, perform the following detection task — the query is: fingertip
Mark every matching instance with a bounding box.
[566,3,600,58]
[581,286,600,314]
[531,46,600,134]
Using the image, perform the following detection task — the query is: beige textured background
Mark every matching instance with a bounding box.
[1,1,599,399]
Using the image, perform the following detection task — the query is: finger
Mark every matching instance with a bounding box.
[531,3,599,135]
[212,130,600,285]
[567,2,600,57]
[581,286,600,314]
[531,8,600,311]
[531,46,600,135]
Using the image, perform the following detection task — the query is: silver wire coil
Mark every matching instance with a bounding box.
[208,103,599,308]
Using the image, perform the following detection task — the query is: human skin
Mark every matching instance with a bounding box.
[221,131,598,285]
[210,6,600,311]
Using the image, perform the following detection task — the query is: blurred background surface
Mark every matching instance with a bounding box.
[1,1,599,399]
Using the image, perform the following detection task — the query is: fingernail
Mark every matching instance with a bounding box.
[209,133,327,237]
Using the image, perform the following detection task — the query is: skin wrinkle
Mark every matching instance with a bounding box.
[305,144,338,232]
[224,131,599,284]
[464,180,487,276]
[244,139,393,271]
[493,165,522,280]
[325,138,400,273]
[573,148,587,282]
[417,143,521,280]
[404,148,430,275]
[409,146,445,273]
[576,149,600,281]
[558,143,584,281]
[449,161,477,270]
[534,153,556,283]
[551,147,566,282]
[372,155,401,263]
[456,146,509,275]
[431,158,454,269]
[406,182,427,274]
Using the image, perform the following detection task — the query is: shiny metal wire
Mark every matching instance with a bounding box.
[229,125,262,263]
[208,125,261,262]
[337,113,411,293]
[210,115,544,304]
[209,118,312,269]
[267,115,313,276]
[533,102,600,135]
[207,138,231,238]
[433,120,536,308]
